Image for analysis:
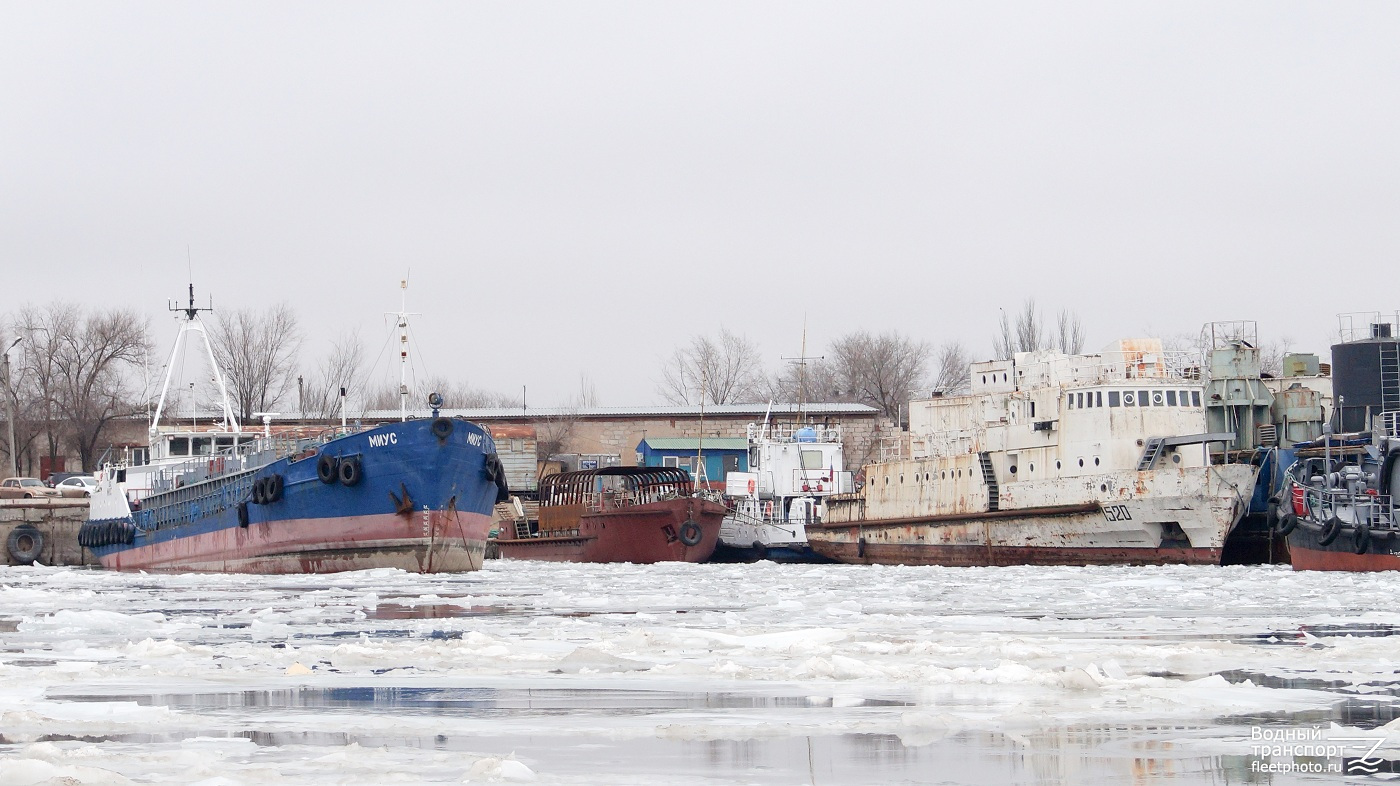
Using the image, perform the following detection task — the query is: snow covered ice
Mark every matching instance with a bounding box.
[2,561,1399,784]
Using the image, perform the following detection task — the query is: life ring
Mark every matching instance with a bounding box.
[747,478,756,496]
[1318,516,1344,546]
[678,519,703,546]
[1277,511,1298,536]
[431,417,454,440]
[237,502,250,528]
[7,525,44,564]
[339,455,363,487]
[317,454,339,484]
[1354,525,1371,555]
[265,474,284,503]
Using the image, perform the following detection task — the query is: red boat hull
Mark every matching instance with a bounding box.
[98,510,492,574]
[496,498,726,564]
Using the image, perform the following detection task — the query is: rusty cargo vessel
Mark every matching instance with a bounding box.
[808,339,1258,566]
[495,467,726,563]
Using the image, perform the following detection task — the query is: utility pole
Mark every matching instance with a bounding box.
[3,336,22,479]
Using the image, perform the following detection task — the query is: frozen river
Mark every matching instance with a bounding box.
[2,560,1399,784]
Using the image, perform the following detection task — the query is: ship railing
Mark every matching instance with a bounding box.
[1301,486,1398,530]
[1030,352,1200,385]
[748,422,843,443]
[1378,411,1400,440]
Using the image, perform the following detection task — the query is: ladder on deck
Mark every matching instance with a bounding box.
[1137,438,1166,471]
[977,452,999,511]
[1382,342,1400,415]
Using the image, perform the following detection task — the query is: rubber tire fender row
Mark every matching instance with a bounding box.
[252,477,266,505]
[1318,516,1344,547]
[339,455,363,487]
[265,473,284,503]
[7,524,44,564]
[678,519,703,547]
[317,454,339,484]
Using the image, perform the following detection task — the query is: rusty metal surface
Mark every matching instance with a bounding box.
[496,497,727,564]
[807,540,1223,567]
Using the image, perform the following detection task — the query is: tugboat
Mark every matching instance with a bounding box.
[494,466,727,563]
[808,339,1259,566]
[1277,314,1400,570]
[79,284,508,573]
[716,421,852,562]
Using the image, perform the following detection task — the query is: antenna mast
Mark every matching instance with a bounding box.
[151,281,240,435]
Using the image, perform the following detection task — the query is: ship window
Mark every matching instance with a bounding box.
[900,474,904,484]
[1166,390,1178,406]
[941,471,946,479]
[1055,460,1062,470]
[1139,390,1151,407]
[800,450,823,469]
[1009,465,1017,475]
[215,437,234,450]
[1094,457,1100,466]
[1151,391,1165,406]
[1191,391,1201,407]
[1028,463,1034,473]
[1172,453,1181,464]
[169,437,190,456]
[1109,391,1120,407]
[1030,401,1036,417]
[1122,391,1135,406]
[192,438,212,455]
[1095,391,1102,407]
[1078,458,1085,467]
[982,375,987,384]
[1068,395,1075,410]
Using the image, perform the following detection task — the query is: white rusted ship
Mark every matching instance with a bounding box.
[808,339,1259,566]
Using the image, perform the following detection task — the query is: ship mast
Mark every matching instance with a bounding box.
[389,278,420,423]
[150,283,240,435]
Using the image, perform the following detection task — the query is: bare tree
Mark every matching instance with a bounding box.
[1053,309,1086,354]
[658,329,767,405]
[10,305,80,474]
[993,299,1049,360]
[767,357,844,403]
[1258,336,1295,377]
[209,304,302,422]
[301,329,366,420]
[828,330,930,421]
[44,307,151,470]
[929,341,972,395]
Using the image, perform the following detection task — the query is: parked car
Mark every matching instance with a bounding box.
[0,477,63,499]
[53,475,98,498]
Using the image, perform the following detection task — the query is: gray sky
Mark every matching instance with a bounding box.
[4,2,1398,406]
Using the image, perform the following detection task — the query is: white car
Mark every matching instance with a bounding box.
[53,475,98,498]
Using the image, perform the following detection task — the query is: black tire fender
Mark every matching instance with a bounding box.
[678,519,703,546]
[751,541,768,562]
[339,455,362,487]
[7,525,44,564]
[237,501,250,528]
[1277,511,1298,536]
[266,474,284,503]
[1354,525,1371,555]
[1319,516,1344,546]
[252,477,266,505]
[317,454,339,484]
[431,417,454,440]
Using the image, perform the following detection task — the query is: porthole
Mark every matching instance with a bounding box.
[1094,457,1100,466]
[1055,460,1062,470]
[884,477,889,486]
[982,375,987,384]
[1172,454,1181,464]
[925,473,930,481]
[1100,484,1108,492]
[941,471,946,479]
[1078,458,1085,468]
[1009,465,1018,475]
[900,474,905,484]
[1028,463,1035,473]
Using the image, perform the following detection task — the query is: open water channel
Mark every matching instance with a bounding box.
[2,560,1399,784]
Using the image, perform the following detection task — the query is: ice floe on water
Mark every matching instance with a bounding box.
[2,561,1399,783]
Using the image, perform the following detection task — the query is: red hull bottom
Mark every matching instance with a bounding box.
[809,541,1223,567]
[98,511,492,574]
[1290,546,1400,572]
[497,499,726,564]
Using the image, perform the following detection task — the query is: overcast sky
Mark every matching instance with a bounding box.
[3,2,1398,406]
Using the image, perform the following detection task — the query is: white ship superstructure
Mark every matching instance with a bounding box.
[718,423,853,561]
[811,339,1258,565]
